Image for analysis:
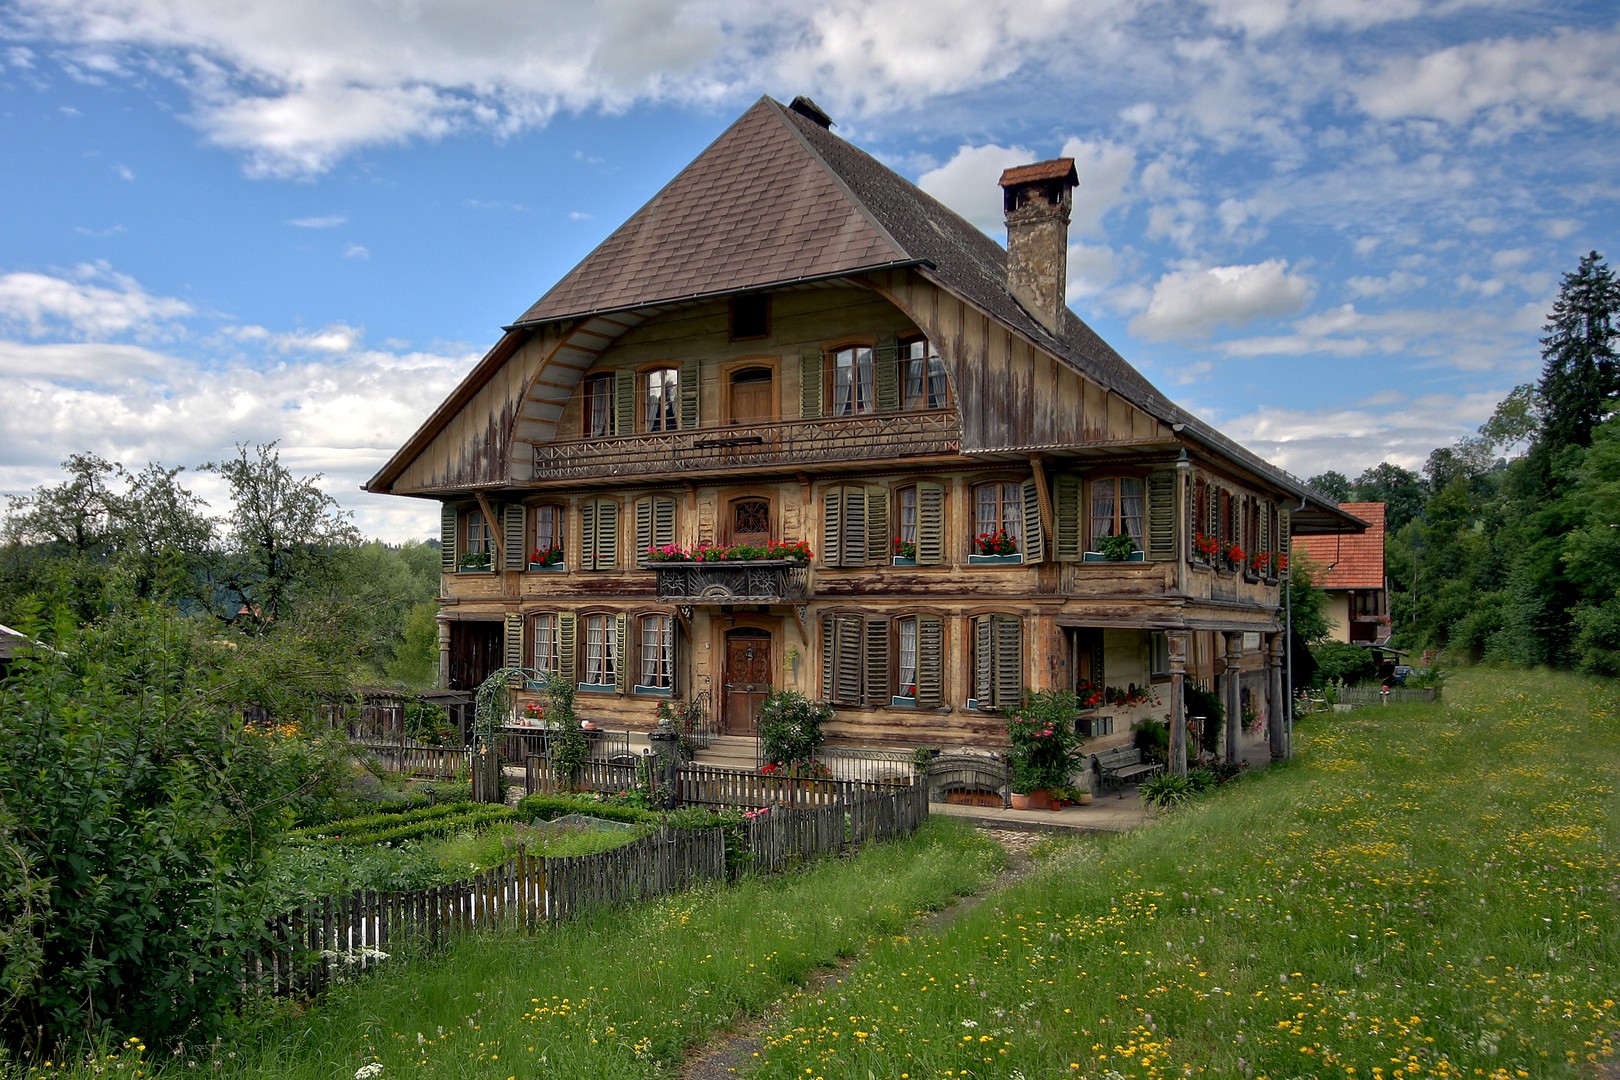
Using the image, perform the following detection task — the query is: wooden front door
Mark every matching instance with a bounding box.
[723,629,772,735]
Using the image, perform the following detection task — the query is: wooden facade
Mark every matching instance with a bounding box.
[368,96,1362,772]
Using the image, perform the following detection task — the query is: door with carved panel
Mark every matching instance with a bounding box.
[723,628,772,735]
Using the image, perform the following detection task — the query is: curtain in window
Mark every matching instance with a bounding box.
[533,614,557,675]
[585,615,616,685]
[640,615,673,688]
[897,618,917,696]
[645,369,678,432]
[1119,478,1145,544]
[832,347,874,415]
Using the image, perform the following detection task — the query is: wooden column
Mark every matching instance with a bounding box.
[1167,629,1189,776]
[437,611,452,689]
[1268,632,1288,760]
[1224,631,1243,764]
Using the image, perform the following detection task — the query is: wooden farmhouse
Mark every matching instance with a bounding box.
[366,95,1364,774]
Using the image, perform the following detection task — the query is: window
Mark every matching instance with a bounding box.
[971,613,1022,709]
[973,481,1024,553]
[899,336,948,410]
[580,499,619,570]
[823,484,887,567]
[584,374,615,437]
[461,508,493,568]
[830,345,874,416]
[896,617,917,696]
[1090,477,1145,547]
[1148,632,1170,679]
[583,613,619,689]
[894,486,918,559]
[638,614,674,692]
[731,497,770,546]
[645,368,678,432]
[533,503,565,566]
[730,294,769,340]
[533,614,558,676]
[822,612,943,708]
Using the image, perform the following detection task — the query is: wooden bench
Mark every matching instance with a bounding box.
[1092,746,1164,796]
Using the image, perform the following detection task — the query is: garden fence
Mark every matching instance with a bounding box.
[348,738,469,779]
[251,778,926,998]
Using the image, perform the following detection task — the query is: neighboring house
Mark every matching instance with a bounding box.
[365,95,1363,767]
[1291,502,1389,644]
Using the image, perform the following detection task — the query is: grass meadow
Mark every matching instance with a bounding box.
[18,668,1617,1080]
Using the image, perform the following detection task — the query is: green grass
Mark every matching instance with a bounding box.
[19,819,1004,1080]
[743,668,1619,1079]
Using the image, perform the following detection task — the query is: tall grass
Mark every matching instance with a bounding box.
[745,668,1618,1079]
[17,819,1004,1079]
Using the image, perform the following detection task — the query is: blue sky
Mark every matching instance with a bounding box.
[2,0,1616,542]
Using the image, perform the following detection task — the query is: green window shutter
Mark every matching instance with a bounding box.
[973,617,992,705]
[835,614,863,705]
[800,347,823,419]
[916,482,945,565]
[873,335,899,412]
[1278,507,1291,565]
[503,503,527,570]
[843,486,867,567]
[1259,499,1271,556]
[993,615,1022,709]
[614,370,635,435]
[679,359,700,430]
[653,495,676,550]
[440,504,458,572]
[580,500,599,569]
[614,613,627,693]
[822,487,843,566]
[635,497,653,559]
[596,500,619,569]
[864,484,890,564]
[863,617,889,705]
[1020,478,1045,563]
[915,615,944,707]
[1053,475,1082,560]
[821,616,837,701]
[1146,471,1176,560]
[504,612,524,670]
[1188,477,1199,557]
[558,613,577,683]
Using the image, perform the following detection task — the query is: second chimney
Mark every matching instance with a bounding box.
[999,158,1078,335]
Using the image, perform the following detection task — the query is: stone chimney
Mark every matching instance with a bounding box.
[999,158,1078,334]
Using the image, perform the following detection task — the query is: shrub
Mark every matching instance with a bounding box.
[1140,771,1197,809]
[513,793,658,825]
[1132,715,1169,763]
[1007,690,1084,793]
[1313,640,1378,686]
[758,689,833,768]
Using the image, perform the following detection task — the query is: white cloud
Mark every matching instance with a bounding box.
[1355,27,1620,133]
[289,215,347,228]
[1129,259,1312,341]
[1346,270,1426,297]
[916,143,1033,236]
[0,264,192,340]
[343,243,369,260]
[1057,138,1135,237]
[1066,243,1119,299]
[113,163,134,180]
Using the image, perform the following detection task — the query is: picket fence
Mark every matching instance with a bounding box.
[253,779,927,997]
[349,738,469,779]
[523,756,911,810]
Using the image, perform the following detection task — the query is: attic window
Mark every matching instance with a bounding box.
[729,294,770,340]
[788,96,833,129]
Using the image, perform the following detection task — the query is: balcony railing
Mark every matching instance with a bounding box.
[654,560,808,604]
[531,409,960,481]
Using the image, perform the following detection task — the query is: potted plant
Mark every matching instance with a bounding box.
[893,537,917,564]
[970,528,1020,564]
[1006,689,1085,811]
[530,543,564,569]
[459,549,492,572]
[1085,532,1142,562]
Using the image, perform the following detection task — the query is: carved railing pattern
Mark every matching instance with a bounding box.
[655,560,808,604]
[531,409,960,481]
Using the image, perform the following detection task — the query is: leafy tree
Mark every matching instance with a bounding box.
[1350,462,1426,532]
[1284,549,1331,645]
[203,442,359,626]
[387,599,443,687]
[1306,470,1352,502]
[1538,251,1619,451]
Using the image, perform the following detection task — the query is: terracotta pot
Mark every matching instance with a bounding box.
[1027,788,1053,811]
[1077,792,1095,805]
[1009,792,1032,810]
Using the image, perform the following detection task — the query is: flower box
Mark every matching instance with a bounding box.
[1082,550,1146,562]
[968,553,1023,566]
[892,557,917,567]
[528,561,566,572]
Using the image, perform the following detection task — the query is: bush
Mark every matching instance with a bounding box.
[1132,715,1169,763]
[0,606,352,1051]
[1184,682,1224,756]
[758,689,833,768]
[1313,640,1378,686]
[1140,772,1197,809]
[1007,690,1084,793]
[513,793,659,825]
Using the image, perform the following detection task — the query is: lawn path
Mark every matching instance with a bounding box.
[678,828,1052,1080]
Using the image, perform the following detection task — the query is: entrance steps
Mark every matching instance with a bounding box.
[691,734,758,771]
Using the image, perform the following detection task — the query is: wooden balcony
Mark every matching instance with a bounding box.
[531,409,960,481]
[655,560,808,604]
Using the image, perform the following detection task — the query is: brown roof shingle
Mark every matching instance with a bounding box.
[1293,503,1386,589]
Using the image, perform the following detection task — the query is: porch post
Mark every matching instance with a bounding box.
[1268,632,1287,760]
[437,611,452,689]
[1224,631,1243,764]
[1167,629,1189,776]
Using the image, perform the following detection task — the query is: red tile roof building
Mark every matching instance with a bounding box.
[1292,502,1387,642]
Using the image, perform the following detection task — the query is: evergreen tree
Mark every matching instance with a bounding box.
[1538,251,1619,450]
